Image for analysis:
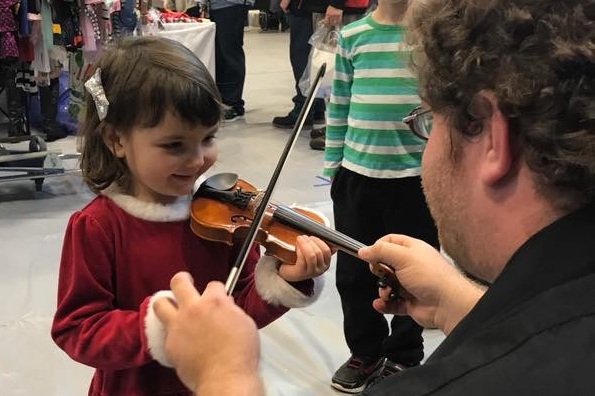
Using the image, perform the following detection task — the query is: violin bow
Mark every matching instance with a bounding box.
[224,64,327,295]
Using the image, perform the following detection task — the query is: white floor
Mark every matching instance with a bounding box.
[0,28,444,395]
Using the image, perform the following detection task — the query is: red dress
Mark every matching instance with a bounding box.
[51,188,323,396]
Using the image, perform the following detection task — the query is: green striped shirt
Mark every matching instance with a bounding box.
[324,13,425,178]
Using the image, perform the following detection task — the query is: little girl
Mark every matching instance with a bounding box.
[51,36,331,396]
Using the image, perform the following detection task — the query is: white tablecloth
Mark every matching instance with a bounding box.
[157,21,216,79]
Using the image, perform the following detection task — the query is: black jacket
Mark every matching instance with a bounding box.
[363,203,595,396]
[294,0,366,16]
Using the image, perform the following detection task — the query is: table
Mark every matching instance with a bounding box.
[157,21,216,79]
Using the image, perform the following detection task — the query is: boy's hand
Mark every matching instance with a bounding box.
[278,236,332,281]
[324,5,343,26]
[280,0,290,13]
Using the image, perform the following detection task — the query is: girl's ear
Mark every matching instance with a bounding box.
[101,125,126,158]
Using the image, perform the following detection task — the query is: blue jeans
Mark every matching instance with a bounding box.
[287,13,325,120]
[210,5,249,112]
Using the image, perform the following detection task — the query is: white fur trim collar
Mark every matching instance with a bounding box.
[100,177,205,222]
[254,256,325,308]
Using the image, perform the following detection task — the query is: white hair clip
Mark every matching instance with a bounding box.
[84,68,110,121]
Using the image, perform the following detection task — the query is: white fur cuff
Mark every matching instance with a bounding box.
[145,290,176,367]
[254,256,325,308]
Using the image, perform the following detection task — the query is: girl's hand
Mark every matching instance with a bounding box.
[278,236,332,282]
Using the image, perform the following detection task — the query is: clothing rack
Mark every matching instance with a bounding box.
[0,134,80,191]
[0,86,79,192]
[0,85,66,192]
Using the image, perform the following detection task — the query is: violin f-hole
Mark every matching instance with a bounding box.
[231,214,252,224]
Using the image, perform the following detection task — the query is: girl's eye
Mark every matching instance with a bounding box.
[204,134,217,145]
[161,142,184,152]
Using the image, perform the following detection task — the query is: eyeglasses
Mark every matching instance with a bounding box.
[402,107,433,140]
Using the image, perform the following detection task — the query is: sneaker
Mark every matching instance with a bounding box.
[272,113,309,129]
[379,359,407,379]
[310,126,325,139]
[331,356,385,394]
[310,134,325,151]
[366,360,409,390]
[272,113,325,130]
[223,108,244,122]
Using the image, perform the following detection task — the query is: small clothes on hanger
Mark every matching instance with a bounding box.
[0,0,19,58]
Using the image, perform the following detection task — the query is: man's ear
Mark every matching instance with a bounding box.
[474,92,513,185]
[101,125,126,158]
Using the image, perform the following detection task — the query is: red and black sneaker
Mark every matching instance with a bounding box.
[366,359,410,390]
[331,356,385,394]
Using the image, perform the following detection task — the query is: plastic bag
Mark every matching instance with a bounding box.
[299,21,339,99]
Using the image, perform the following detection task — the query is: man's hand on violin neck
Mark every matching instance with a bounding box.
[358,234,484,334]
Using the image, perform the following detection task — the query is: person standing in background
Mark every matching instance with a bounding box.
[271,0,326,132]
[306,0,368,150]
[324,0,438,392]
[209,0,253,122]
[272,0,368,146]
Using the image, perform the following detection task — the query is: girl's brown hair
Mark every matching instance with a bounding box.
[80,36,222,194]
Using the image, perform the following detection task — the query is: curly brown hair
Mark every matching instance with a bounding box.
[408,0,595,210]
[79,36,222,194]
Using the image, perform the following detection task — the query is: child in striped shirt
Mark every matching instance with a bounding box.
[324,0,439,393]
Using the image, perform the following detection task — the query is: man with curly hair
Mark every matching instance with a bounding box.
[149,0,595,395]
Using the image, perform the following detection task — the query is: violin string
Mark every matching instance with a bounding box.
[273,204,364,256]
[272,202,401,291]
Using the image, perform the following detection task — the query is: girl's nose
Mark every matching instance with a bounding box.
[187,147,205,169]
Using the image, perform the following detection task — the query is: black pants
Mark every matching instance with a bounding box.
[287,13,325,121]
[331,167,439,365]
[39,77,65,139]
[209,5,249,112]
[0,61,25,134]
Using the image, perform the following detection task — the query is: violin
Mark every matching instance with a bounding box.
[190,173,400,290]
[189,64,399,295]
